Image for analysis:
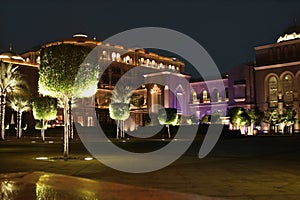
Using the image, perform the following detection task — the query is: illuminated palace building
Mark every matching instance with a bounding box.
[1,24,300,133]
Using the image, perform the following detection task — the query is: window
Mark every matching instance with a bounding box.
[203,90,208,101]
[36,56,40,64]
[140,57,144,64]
[102,51,107,60]
[283,74,293,106]
[87,116,94,127]
[77,116,84,126]
[111,52,116,61]
[233,80,246,102]
[125,56,131,64]
[116,53,121,62]
[151,60,156,67]
[150,84,162,113]
[211,89,219,102]
[268,76,278,107]
[193,91,197,102]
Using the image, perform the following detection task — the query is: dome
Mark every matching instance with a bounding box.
[277,24,300,43]
[60,33,98,44]
[0,50,24,61]
[73,33,88,38]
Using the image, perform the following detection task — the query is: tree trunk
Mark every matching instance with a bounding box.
[167,124,171,138]
[41,119,45,142]
[121,120,125,139]
[239,126,245,135]
[0,94,6,140]
[63,99,69,160]
[123,120,125,139]
[68,99,73,139]
[289,125,293,134]
[16,111,22,138]
[116,120,119,139]
[249,123,254,136]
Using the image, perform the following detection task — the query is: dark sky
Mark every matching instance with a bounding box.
[1,0,300,75]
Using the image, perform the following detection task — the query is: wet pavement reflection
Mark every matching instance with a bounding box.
[0,172,222,200]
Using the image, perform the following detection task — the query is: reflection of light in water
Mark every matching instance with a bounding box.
[36,174,98,200]
[1,180,16,200]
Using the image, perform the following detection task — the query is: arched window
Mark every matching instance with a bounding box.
[159,63,164,69]
[211,89,219,102]
[268,76,278,107]
[116,53,121,62]
[193,91,197,102]
[283,74,293,106]
[151,60,156,67]
[111,52,116,61]
[203,90,208,102]
[125,56,131,64]
[102,50,107,60]
[36,56,40,64]
[140,57,144,64]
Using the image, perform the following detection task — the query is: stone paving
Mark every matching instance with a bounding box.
[0,135,300,199]
[0,171,223,200]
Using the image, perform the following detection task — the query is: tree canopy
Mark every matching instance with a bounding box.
[32,96,57,122]
[228,107,250,127]
[39,44,99,99]
[263,108,281,126]
[158,108,178,126]
[247,107,264,126]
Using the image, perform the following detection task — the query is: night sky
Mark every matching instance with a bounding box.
[1,0,300,75]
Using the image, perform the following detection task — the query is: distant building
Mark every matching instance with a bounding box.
[254,24,300,132]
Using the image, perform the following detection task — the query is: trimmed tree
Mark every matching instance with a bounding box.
[263,108,281,134]
[158,108,178,138]
[39,44,99,159]
[281,108,297,134]
[228,107,251,135]
[32,97,57,141]
[247,107,264,135]
[0,63,25,140]
[109,86,133,139]
[9,95,31,138]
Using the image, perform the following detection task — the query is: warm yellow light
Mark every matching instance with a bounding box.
[84,157,93,161]
[277,32,300,43]
[36,157,48,160]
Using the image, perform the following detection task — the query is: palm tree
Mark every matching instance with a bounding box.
[0,63,25,140]
[9,95,31,138]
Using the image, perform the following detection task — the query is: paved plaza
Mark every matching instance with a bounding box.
[0,134,300,199]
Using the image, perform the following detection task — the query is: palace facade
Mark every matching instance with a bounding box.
[1,24,300,133]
